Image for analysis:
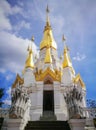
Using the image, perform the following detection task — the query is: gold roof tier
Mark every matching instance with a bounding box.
[44,45,52,63]
[35,67,62,81]
[62,45,75,74]
[12,74,24,88]
[62,45,72,68]
[25,40,34,69]
[62,35,75,74]
[40,6,57,50]
[73,74,85,88]
[62,35,71,68]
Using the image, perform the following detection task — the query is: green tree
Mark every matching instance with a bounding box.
[87,99,96,108]
[87,99,96,128]
[0,88,4,107]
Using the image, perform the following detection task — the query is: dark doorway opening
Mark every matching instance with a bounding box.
[43,90,54,114]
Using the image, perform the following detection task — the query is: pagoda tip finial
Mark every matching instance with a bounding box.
[62,34,66,42]
[27,45,30,51]
[31,36,34,42]
[46,4,49,13]
[62,34,68,50]
[46,5,50,26]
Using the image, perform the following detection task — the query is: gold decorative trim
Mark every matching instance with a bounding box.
[73,74,85,88]
[35,67,62,82]
[44,44,52,64]
[40,46,56,51]
[12,74,24,88]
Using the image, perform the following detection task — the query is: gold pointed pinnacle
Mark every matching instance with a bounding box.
[62,34,69,51]
[44,42,52,63]
[62,34,66,42]
[25,37,35,69]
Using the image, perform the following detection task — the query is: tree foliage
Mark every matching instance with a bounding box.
[87,99,96,108]
[0,88,4,107]
[87,99,96,128]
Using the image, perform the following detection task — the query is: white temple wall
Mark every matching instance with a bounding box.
[60,91,69,120]
[37,48,59,70]
[28,81,70,121]
[29,91,37,108]
[24,68,35,87]
[54,81,68,120]
[39,48,57,59]
[29,91,37,120]
[61,67,74,85]
[29,82,43,121]
[82,90,86,107]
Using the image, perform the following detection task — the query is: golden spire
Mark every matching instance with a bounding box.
[40,5,57,50]
[25,37,34,69]
[62,35,72,68]
[44,44,52,64]
[44,33,52,64]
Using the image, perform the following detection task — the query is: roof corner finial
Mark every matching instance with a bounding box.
[31,35,34,42]
[62,34,66,43]
[62,34,68,51]
[30,35,34,50]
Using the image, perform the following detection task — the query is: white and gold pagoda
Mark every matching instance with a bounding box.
[5,6,91,130]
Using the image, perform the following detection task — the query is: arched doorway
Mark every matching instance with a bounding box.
[43,78,54,115]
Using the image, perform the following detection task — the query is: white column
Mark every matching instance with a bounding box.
[30,81,43,121]
[54,81,66,120]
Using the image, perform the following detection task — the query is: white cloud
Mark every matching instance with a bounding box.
[73,52,86,61]
[11,5,23,15]
[13,20,31,32]
[19,21,30,29]
[0,0,23,16]
[17,1,24,7]
[0,18,11,31]
[0,0,25,31]
[6,74,13,81]
[0,4,12,30]
[0,68,6,73]
[0,30,38,73]
[0,0,12,15]
[0,0,38,72]
[6,87,11,96]
[0,0,39,73]
[3,87,11,106]
[3,99,11,106]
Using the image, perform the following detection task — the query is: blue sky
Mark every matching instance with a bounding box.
[0,0,96,106]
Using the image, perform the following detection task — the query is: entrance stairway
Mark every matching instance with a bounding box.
[40,111,57,121]
[24,121,71,130]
